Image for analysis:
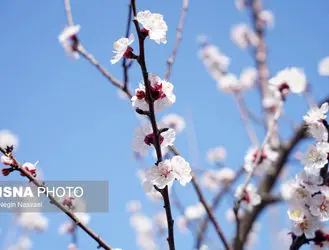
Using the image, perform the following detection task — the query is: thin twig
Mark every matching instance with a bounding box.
[195,167,245,249]
[77,45,133,98]
[164,0,188,80]
[234,93,260,146]
[0,148,113,250]
[169,146,232,250]
[64,0,74,26]
[122,2,133,90]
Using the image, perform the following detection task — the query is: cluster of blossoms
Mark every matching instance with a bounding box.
[199,39,258,93]
[127,200,158,250]
[283,102,329,247]
[109,10,192,191]
[201,167,235,191]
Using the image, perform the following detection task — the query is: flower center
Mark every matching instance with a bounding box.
[252,149,267,164]
[151,82,166,100]
[243,190,251,203]
[144,133,164,146]
[320,201,328,212]
[161,168,172,178]
[123,46,134,59]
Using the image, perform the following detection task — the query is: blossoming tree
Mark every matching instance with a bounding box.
[1,0,329,250]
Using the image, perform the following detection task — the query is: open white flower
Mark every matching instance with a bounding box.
[291,215,320,238]
[207,146,227,164]
[281,179,310,203]
[308,123,329,142]
[110,33,135,64]
[231,24,259,49]
[58,25,80,59]
[0,130,18,152]
[269,67,307,95]
[296,171,323,193]
[263,84,283,113]
[202,168,235,191]
[171,156,192,186]
[17,212,48,231]
[131,74,176,113]
[185,202,206,220]
[259,10,275,28]
[288,205,307,223]
[301,142,329,174]
[147,156,191,188]
[310,189,329,221]
[319,56,329,76]
[235,183,261,210]
[136,10,168,44]
[161,114,186,134]
[304,103,329,125]
[131,124,176,156]
[217,73,241,92]
[244,145,278,175]
[199,43,230,81]
[147,159,175,189]
[239,67,258,89]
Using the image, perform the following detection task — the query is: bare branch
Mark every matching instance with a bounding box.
[0,149,113,250]
[164,0,188,80]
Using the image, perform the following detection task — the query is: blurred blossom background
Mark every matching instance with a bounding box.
[0,0,329,249]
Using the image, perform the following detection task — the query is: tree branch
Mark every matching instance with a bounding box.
[0,148,113,250]
[164,0,188,81]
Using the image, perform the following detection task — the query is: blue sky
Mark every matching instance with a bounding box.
[0,0,329,249]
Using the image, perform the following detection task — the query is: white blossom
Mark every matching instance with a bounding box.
[161,114,186,134]
[318,56,329,76]
[296,171,323,193]
[235,183,261,210]
[310,189,329,221]
[201,168,235,191]
[136,10,168,44]
[17,212,48,231]
[244,145,278,175]
[67,244,79,250]
[269,67,307,95]
[287,205,307,223]
[207,146,227,164]
[301,142,329,174]
[126,200,142,213]
[58,25,80,59]
[154,211,167,229]
[130,213,153,233]
[304,103,329,125]
[291,215,320,238]
[217,73,240,92]
[199,43,230,81]
[131,123,175,156]
[263,85,283,113]
[110,33,135,64]
[0,130,18,152]
[8,236,32,250]
[308,123,329,142]
[185,202,206,220]
[231,24,259,49]
[131,74,176,113]
[239,67,258,89]
[147,156,192,189]
[259,10,275,28]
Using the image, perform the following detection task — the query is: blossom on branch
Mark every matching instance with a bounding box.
[235,183,261,210]
[58,25,80,59]
[131,74,176,113]
[135,10,168,44]
[110,34,135,64]
[231,23,259,49]
[0,130,18,153]
[146,156,192,189]
[161,114,186,134]
[269,67,307,95]
[318,56,329,76]
[131,124,175,156]
[303,102,329,126]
